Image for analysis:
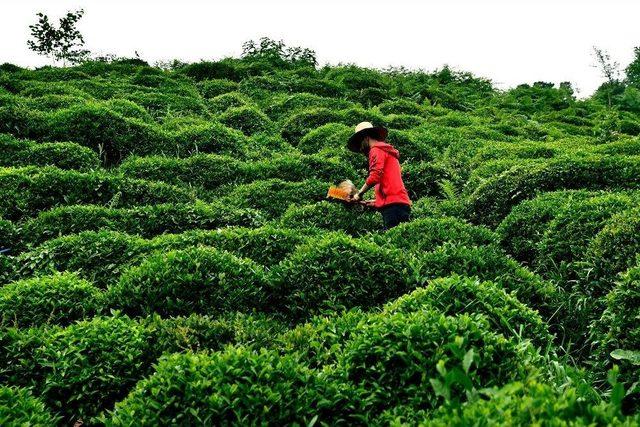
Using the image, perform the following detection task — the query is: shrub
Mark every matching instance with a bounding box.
[107,247,267,317]
[242,153,356,183]
[280,201,383,235]
[402,161,451,199]
[580,207,640,298]
[280,108,342,144]
[0,167,195,221]
[264,92,352,121]
[218,105,273,135]
[384,275,552,348]
[378,99,426,116]
[179,60,242,81]
[0,273,102,328]
[496,190,595,263]
[13,231,152,289]
[379,217,498,253]
[297,122,353,154]
[119,153,242,189]
[0,218,18,252]
[275,309,368,368]
[45,103,166,164]
[206,91,251,113]
[106,348,355,426]
[169,121,249,157]
[22,201,265,245]
[267,234,412,320]
[0,386,60,426]
[414,244,560,324]
[385,113,426,130]
[196,78,239,98]
[223,178,328,218]
[0,134,100,170]
[428,379,634,427]
[151,225,311,266]
[468,156,640,227]
[338,310,538,412]
[385,129,437,162]
[591,263,640,390]
[534,192,639,282]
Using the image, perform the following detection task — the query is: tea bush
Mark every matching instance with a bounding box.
[13,231,152,288]
[0,273,102,328]
[0,134,100,171]
[591,262,640,389]
[0,218,18,252]
[106,348,355,426]
[168,120,249,157]
[384,275,552,347]
[401,161,451,199]
[428,379,635,426]
[496,190,595,263]
[264,92,352,121]
[218,105,274,135]
[150,225,311,266]
[297,122,353,154]
[279,201,383,235]
[280,108,342,144]
[196,78,239,98]
[206,91,251,113]
[468,156,640,227]
[275,309,368,368]
[223,178,328,218]
[579,207,640,298]
[535,192,640,282]
[22,201,265,245]
[414,244,560,324]
[0,386,60,426]
[267,234,412,320]
[339,310,538,412]
[0,167,195,220]
[107,246,267,317]
[379,217,498,253]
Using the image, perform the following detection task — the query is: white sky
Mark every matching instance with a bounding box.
[2,0,640,97]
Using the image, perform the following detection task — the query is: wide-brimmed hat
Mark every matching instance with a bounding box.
[347,121,388,153]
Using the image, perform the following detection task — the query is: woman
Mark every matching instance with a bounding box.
[347,121,412,229]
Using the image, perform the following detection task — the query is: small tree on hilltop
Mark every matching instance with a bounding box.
[592,46,622,108]
[242,37,317,67]
[27,9,90,66]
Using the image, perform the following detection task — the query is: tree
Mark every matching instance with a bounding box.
[593,46,621,108]
[241,37,317,67]
[625,47,640,86]
[27,9,90,66]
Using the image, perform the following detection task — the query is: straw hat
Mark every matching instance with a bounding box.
[347,121,388,153]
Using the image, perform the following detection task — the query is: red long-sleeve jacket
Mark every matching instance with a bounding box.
[365,142,411,209]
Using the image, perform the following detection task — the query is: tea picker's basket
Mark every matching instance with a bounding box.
[327,180,357,202]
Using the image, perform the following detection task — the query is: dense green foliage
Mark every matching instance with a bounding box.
[2,41,640,424]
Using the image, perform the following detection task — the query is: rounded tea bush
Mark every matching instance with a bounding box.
[280,201,383,236]
[297,122,353,154]
[169,121,249,157]
[591,262,640,386]
[218,105,273,135]
[196,78,239,98]
[379,217,498,253]
[22,201,265,245]
[401,161,451,199]
[267,234,413,320]
[206,91,251,113]
[0,218,18,252]
[496,190,594,264]
[428,379,635,427]
[0,386,60,426]
[108,246,267,317]
[384,275,552,348]
[0,273,102,328]
[13,230,152,289]
[338,310,538,412]
[580,206,640,298]
[106,347,355,426]
[280,108,342,144]
[151,225,311,267]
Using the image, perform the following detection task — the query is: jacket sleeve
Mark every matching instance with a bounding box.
[365,148,386,186]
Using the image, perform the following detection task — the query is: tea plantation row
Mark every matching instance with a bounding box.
[1,50,640,425]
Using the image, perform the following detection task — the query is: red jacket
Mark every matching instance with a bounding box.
[365,142,411,209]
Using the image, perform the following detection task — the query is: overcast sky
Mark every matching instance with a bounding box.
[2,0,639,97]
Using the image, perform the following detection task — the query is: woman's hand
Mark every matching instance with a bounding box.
[351,192,361,202]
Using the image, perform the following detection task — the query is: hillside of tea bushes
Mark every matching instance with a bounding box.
[1,44,640,425]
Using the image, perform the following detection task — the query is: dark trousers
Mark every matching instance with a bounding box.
[380,203,411,230]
